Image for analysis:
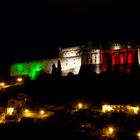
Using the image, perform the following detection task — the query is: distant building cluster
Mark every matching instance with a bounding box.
[10,42,140,80]
[0,100,140,124]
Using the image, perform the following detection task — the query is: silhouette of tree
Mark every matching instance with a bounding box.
[36,69,47,80]
[67,72,74,76]
[79,64,97,79]
[52,64,58,76]
[57,60,62,76]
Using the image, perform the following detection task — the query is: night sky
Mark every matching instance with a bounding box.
[0,1,140,78]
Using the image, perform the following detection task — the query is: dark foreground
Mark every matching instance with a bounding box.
[0,111,140,140]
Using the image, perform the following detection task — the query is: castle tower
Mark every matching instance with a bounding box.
[81,42,93,65]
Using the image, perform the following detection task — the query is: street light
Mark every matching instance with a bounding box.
[17,77,23,83]
[133,106,139,114]
[137,132,140,139]
[78,103,83,109]
[24,109,29,113]
[40,110,45,115]
[103,126,115,137]
[23,109,33,118]
[0,82,5,86]
[108,127,114,135]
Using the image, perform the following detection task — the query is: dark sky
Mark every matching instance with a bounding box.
[0,1,140,77]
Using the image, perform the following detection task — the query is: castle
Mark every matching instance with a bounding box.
[10,42,140,80]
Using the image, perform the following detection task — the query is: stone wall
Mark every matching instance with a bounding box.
[10,56,81,79]
[59,46,81,58]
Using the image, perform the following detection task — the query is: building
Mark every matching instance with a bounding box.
[102,104,139,114]
[10,42,140,80]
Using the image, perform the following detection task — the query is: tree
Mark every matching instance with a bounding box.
[57,60,62,76]
[67,72,74,76]
[36,69,47,80]
[52,64,58,76]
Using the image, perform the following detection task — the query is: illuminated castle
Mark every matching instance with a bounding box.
[10,42,140,80]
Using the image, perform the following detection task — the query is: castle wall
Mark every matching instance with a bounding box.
[81,49,101,65]
[59,46,81,58]
[43,56,81,76]
[59,56,81,75]
[91,49,101,64]
[10,60,49,80]
[10,43,140,79]
[10,56,81,79]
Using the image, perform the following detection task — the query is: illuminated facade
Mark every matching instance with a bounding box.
[10,46,83,79]
[101,47,138,72]
[10,42,140,80]
[102,104,139,114]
